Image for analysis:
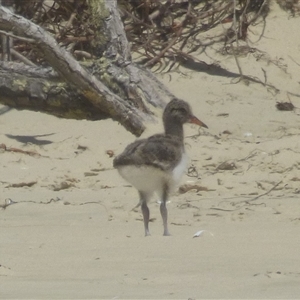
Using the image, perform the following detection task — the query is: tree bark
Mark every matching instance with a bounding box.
[0,1,175,136]
[0,61,108,119]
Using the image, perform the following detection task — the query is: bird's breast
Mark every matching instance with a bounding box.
[172,152,188,184]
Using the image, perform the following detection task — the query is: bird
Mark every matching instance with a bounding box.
[113,98,208,236]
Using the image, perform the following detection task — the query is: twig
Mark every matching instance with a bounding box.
[261,67,267,84]
[73,50,93,59]
[237,149,262,162]
[0,30,36,43]
[144,29,182,67]
[11,49,37,66]
[6,181,37,188]
[248,0,268,24]
[0,143,41,157]
[288,55,300,67]
[210,207,239,212]
[237,180,283,204]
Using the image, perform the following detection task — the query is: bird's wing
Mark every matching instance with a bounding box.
[113,134,183,171]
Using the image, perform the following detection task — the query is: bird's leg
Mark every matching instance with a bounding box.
[141,202,150,236]
[139,192,151,236]
[160,184,171,236]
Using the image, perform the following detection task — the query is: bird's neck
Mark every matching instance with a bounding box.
[164,118,184,141]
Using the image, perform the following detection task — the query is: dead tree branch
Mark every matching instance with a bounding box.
[0,5,146,136]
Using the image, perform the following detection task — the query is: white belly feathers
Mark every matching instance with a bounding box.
[117,153,188,197]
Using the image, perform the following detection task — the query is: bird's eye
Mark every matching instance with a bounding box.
[177,107,187,114]
[170,107,187,115]
[171,107,185,112]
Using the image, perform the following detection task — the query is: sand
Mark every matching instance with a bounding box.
[1,3,300,299]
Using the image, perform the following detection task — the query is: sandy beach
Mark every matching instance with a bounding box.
[1,3,300,299]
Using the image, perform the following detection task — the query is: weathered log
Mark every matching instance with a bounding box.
[0,4,149,136]
[0,1,177,136]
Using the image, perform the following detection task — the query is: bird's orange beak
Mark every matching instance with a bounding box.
[189,115,208,129]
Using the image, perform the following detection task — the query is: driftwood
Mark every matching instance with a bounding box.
[0,1,175,136]
[0,4,144,135]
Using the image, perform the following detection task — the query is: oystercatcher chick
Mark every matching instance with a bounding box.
[113,98,208,236]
